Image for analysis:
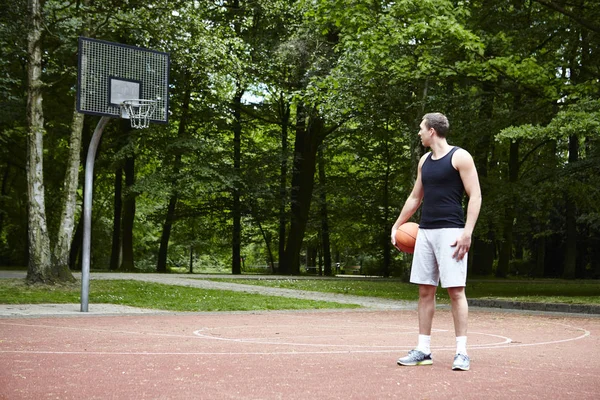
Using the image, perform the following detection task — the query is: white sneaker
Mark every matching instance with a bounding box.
[397,349,433,366]
[452,353,470,371]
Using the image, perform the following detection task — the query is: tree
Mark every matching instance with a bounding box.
[156,77,192,273]
[50,0,90,280]
[3,0,599,280]
[488,0,600,278]
[25,0,58,283]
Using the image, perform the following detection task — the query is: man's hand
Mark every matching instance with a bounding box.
[451,232,472,260]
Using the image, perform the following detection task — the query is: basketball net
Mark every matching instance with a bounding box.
[121,99,157,129]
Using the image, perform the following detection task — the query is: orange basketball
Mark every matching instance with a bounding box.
[394,222,419,253]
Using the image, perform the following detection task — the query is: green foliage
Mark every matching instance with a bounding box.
[498,99,600,141]
[2,0,599,280]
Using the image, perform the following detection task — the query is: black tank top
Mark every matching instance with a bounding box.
[420,146,465,229]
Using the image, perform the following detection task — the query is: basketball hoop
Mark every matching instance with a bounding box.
[78,37,170,312]
[120,99,157,129]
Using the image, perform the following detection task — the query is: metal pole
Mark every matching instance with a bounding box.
[81,116,112,312]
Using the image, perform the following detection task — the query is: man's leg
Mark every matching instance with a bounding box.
[397,284,437,366]
[448,286,470,370]
[447,286,468,337]
[398,229,438,366]
[418,284,437,336]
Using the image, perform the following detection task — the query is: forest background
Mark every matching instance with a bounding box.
[1,0,599,284]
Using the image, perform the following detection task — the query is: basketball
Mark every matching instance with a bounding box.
[394,222,419,253]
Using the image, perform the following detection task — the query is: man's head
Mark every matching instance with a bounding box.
[421,113,450,138]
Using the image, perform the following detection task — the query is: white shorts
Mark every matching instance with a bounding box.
[410,228,467,288]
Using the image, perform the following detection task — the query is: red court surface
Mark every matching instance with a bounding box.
[1,309,599,399]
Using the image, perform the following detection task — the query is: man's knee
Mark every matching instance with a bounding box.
[447,286,466,302]
[419,285,437,301]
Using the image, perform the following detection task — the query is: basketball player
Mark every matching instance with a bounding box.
[391,112,482,371]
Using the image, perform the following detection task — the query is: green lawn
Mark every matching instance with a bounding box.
[205,277,600,305]
[0,279,359,312]
[2,275,598,312]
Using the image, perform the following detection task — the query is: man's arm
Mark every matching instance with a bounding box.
[451,149,482,259]
[391,154,427,245]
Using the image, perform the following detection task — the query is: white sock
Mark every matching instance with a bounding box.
[456,336,467,355]
[416,334,431,354]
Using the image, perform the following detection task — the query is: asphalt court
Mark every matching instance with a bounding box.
[1,309,599,399]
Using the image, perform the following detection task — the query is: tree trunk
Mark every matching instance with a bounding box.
[283,108,325,275]
[25,0,53,283]
[496,230,512,278]
[317,237,323,276]
[156,78,191,273]
[51,99,83,282]
[563,134,579,278]
[534,236,546,278]
[470,80,496,276]
[232,89,243,275]
[157,194,177,273]
[496,140,519,278]
[593,240,600,279]
[69,213,83,270]
[317,146,332,276]
[382,123,394,278]
[109,167,123,271]
[119,151,136,272]
[0,165,9,246]
[278,94,290,274]
[472,235,495,276]
[281,103,305,275]
[256,216,276,272]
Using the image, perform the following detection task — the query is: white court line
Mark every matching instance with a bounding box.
[192,321,589,351]
[0,321,198,340]
[0,321,431,341]
[190,327,449,344]
[192,328,512,349]
[0,349,452,356]
[471,323,590,350]
[0,321,589,356]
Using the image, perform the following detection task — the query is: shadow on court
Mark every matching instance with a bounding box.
[1,309,599,399]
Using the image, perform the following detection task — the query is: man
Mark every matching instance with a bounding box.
[391,112,481,371]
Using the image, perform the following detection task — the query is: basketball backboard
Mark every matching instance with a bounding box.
[77,37,170,124]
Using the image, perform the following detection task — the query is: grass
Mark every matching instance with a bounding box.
[206,277,600,305]
[0,279,359,312]
[1,273,598,312]
[466,280,600,304]
[208,278,422,301]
